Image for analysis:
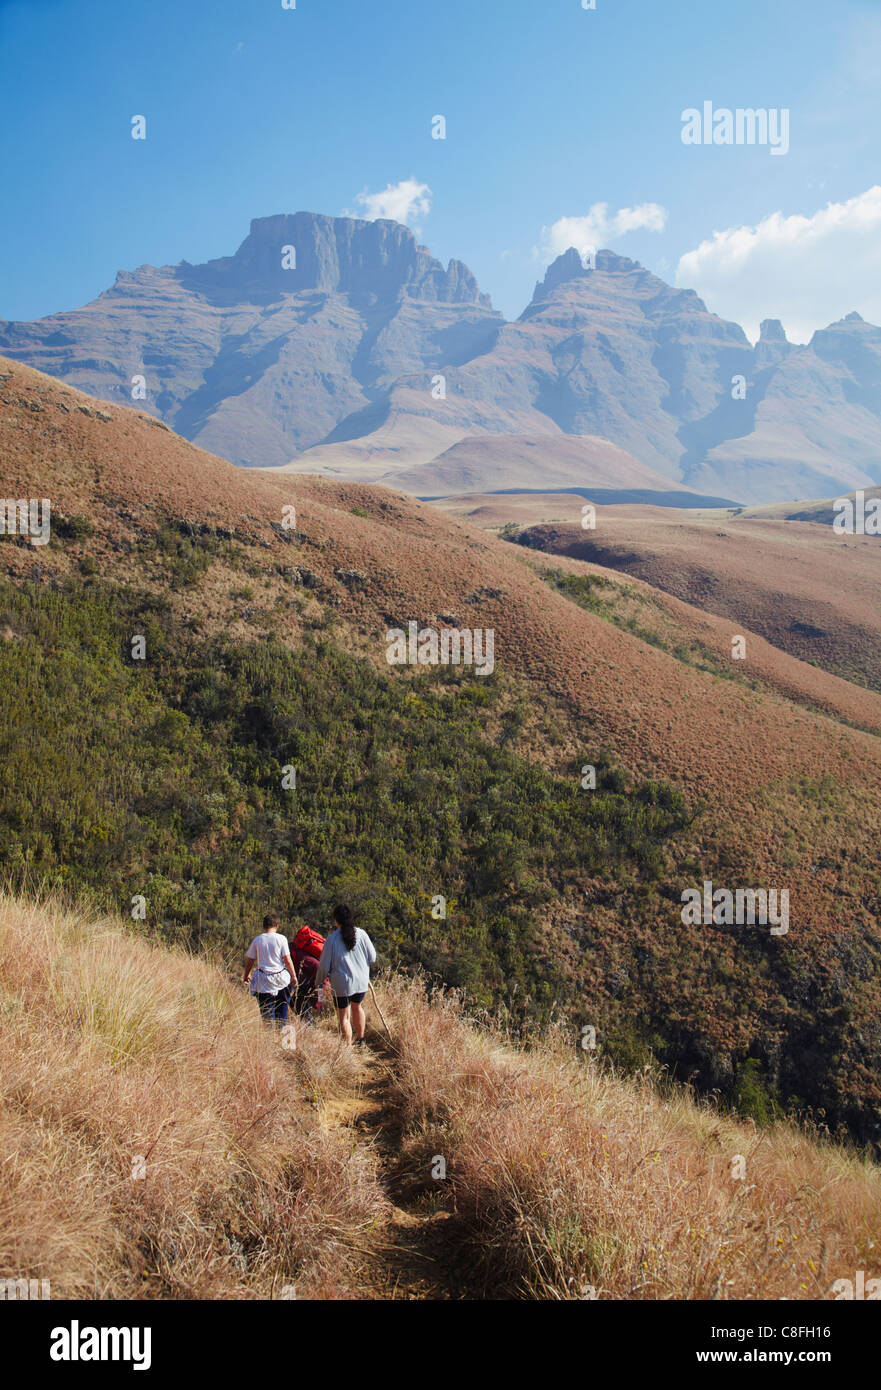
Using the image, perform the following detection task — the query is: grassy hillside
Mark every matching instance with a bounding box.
[2,893,879,1301]
[511,509,881,697]
[0,573,688,1018]
[3,562,880,1142]
[3,358,881,1143]
[0,894,383,1299]
[537,564,881,736]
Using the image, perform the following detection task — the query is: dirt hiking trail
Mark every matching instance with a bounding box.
[315,1033,480,1301]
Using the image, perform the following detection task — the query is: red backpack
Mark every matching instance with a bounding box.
[293,926,325,961]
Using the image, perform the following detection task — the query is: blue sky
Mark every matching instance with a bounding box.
[1,0,879,340]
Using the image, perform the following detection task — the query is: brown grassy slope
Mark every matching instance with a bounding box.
[435,490,603,527]
[510,506,881,695]
[3,358,881,1129]
[0,894,384,1299]
[377,432,690,496]
[379,976,881,1300]
[2,355,879,801]
[742,485,881,524]
[520,546,881,737]
[3,894,880,1302]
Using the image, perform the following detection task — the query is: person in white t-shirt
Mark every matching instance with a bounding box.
[243,914,297,1028]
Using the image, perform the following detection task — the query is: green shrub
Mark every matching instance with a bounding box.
[0,575,691,1022]
[53,514,95,542]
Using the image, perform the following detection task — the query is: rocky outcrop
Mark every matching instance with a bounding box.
[178,213,492,305]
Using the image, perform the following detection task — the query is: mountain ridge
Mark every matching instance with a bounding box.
[1,213,879,501]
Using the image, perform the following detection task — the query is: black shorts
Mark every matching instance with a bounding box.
[333,991,365,1009]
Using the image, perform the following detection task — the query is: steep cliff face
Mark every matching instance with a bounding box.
[374,250,881,500]
[692,311,881,501]
[178,213,492,305]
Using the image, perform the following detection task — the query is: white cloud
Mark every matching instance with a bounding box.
[536,202,667,262]
[676,186,881,343]
[343,178,432,229]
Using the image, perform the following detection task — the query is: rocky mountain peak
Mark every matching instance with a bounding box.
[2,214,879,500]
[175,211,492,306]
[759,318,788,343]
[529,246,645,304]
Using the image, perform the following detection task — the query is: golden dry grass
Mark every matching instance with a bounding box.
[2,894,879,1301]
[0,893,385,1299]
[380,977,881,1300]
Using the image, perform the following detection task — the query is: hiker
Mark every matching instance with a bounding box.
[315,905,376,1047]
[243,914,297,1027]
[291,924,326,1021]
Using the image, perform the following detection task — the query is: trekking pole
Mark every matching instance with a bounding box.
[367,981,393,1043]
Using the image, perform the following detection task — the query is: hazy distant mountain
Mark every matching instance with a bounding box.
[1,215,879,502]
[360,250,881,503]
[0,213,502,468]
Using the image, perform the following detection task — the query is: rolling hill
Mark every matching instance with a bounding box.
[506,503,881,696]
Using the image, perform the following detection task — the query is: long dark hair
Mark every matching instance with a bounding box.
[334,904,357,951]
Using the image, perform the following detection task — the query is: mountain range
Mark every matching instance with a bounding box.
[2,212,880,503]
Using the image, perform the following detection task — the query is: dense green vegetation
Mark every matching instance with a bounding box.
[0,576,690,1018]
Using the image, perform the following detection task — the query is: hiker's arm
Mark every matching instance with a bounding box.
[283,952,297,984]
[243,948,255,985]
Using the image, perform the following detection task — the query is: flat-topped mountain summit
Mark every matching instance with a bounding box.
[0,213,503,468]
[175,212,492,304]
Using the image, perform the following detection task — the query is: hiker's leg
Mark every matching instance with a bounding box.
[351,1001,366,1041]
[274,986,290,1028]
[337,1004,353,1045]
[256,993,274,1026]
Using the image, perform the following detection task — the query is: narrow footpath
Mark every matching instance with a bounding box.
[316,1036,477,1300]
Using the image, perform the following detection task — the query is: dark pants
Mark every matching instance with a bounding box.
[256,987,290,1026]
[293,977,321,1017]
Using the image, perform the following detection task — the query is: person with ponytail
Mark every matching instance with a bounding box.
[315,905,376,1047]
